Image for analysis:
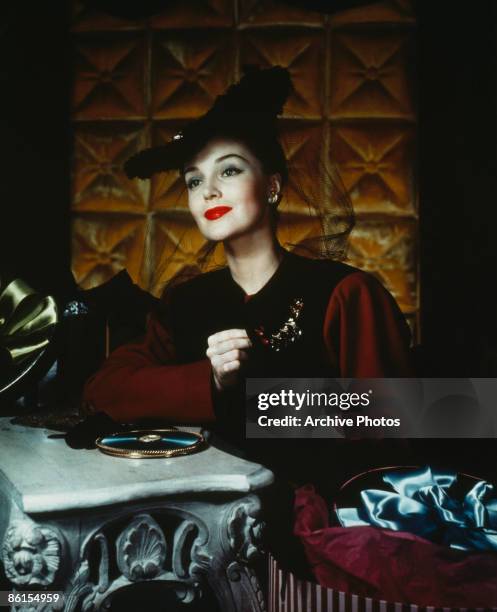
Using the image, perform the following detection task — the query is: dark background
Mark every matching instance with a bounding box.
[416,0,497,377]
[1,0,496,376]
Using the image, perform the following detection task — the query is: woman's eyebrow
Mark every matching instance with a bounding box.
[215,153,249,164]
[184,153,248,174]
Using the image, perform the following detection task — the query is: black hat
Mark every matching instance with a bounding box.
[124,66,292,180]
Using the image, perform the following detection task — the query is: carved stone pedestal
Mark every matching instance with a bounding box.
[0,419,274,612]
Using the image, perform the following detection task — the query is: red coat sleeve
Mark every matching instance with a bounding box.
[323,271,414,377]
[83,313,216,424]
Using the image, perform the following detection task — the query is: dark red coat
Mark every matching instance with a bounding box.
[84,250,414,425]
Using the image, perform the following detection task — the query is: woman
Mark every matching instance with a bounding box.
[84,66,413,473]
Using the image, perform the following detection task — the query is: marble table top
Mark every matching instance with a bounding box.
[0,418,274,514]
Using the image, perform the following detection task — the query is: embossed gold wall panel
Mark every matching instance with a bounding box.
[278,122,325,211]
[73,35,147,120]
[72,215,146,288]
[277,213,326,253]
[347,219,416,313]
[329,124,415,215]
[72,123,149,213]
[329,30,414,119]
[152,215,211,290]
[70,0,418,336]
[151,31,236,119]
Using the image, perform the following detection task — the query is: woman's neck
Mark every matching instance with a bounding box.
[224,233,284,295]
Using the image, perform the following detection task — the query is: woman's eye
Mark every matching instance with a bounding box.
[222,166,242,178]
[187,177,202,190]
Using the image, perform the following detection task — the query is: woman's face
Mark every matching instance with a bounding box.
[184,138,277,243]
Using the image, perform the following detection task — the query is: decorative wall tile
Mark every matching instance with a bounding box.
[150,214,217,295]
[329,30,414,119]
[277,212,327,254]
[240,29,325,118]
[329,123,415,215]
[330,0,414,26]
[73,35,146,119]
[151,31,235,119]
[238,0,324,26]
[347,219,417,312]
[72,215,146,288]
[278,121,325,211]
[150,0,233,29]
[72,1,147,32]
[150,171,188,213]
[72,122,149,212]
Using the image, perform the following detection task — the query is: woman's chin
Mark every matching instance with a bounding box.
[200,227,232,242]
[199,220,248,243]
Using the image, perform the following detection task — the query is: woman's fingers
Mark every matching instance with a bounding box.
[222,360,241,373]
[206,337,252,358]
[207,329,250,347]
[211,356,243,391]
[210,349,248,370]
[206,329,252,391]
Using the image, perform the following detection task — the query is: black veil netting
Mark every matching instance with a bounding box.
[276,136,355,262]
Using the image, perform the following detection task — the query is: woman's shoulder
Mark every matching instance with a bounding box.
[286,250,369,286]
[287,251,395,303]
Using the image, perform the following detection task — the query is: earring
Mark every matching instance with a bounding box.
[268,191,279,205]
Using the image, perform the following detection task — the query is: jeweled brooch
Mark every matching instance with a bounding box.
[254,298,304,352]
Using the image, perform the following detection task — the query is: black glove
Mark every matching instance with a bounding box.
[65,412,127,449]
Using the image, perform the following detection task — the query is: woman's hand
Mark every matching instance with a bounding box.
[206,329,252,391]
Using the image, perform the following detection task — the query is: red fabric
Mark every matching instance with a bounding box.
[84,269,413,423]
[294,484,497,608]
[324,272,414,377]
[84,313,215,423]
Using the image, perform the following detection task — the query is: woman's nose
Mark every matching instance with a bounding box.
[203,179,221,200]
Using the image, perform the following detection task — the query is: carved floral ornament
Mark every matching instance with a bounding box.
[2,521,62,586]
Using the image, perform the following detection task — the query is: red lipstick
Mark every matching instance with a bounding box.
[204,206,232,220]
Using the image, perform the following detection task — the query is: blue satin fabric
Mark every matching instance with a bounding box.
[336,467,497,551]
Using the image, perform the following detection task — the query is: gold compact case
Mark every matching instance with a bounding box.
[95,428,206,458]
